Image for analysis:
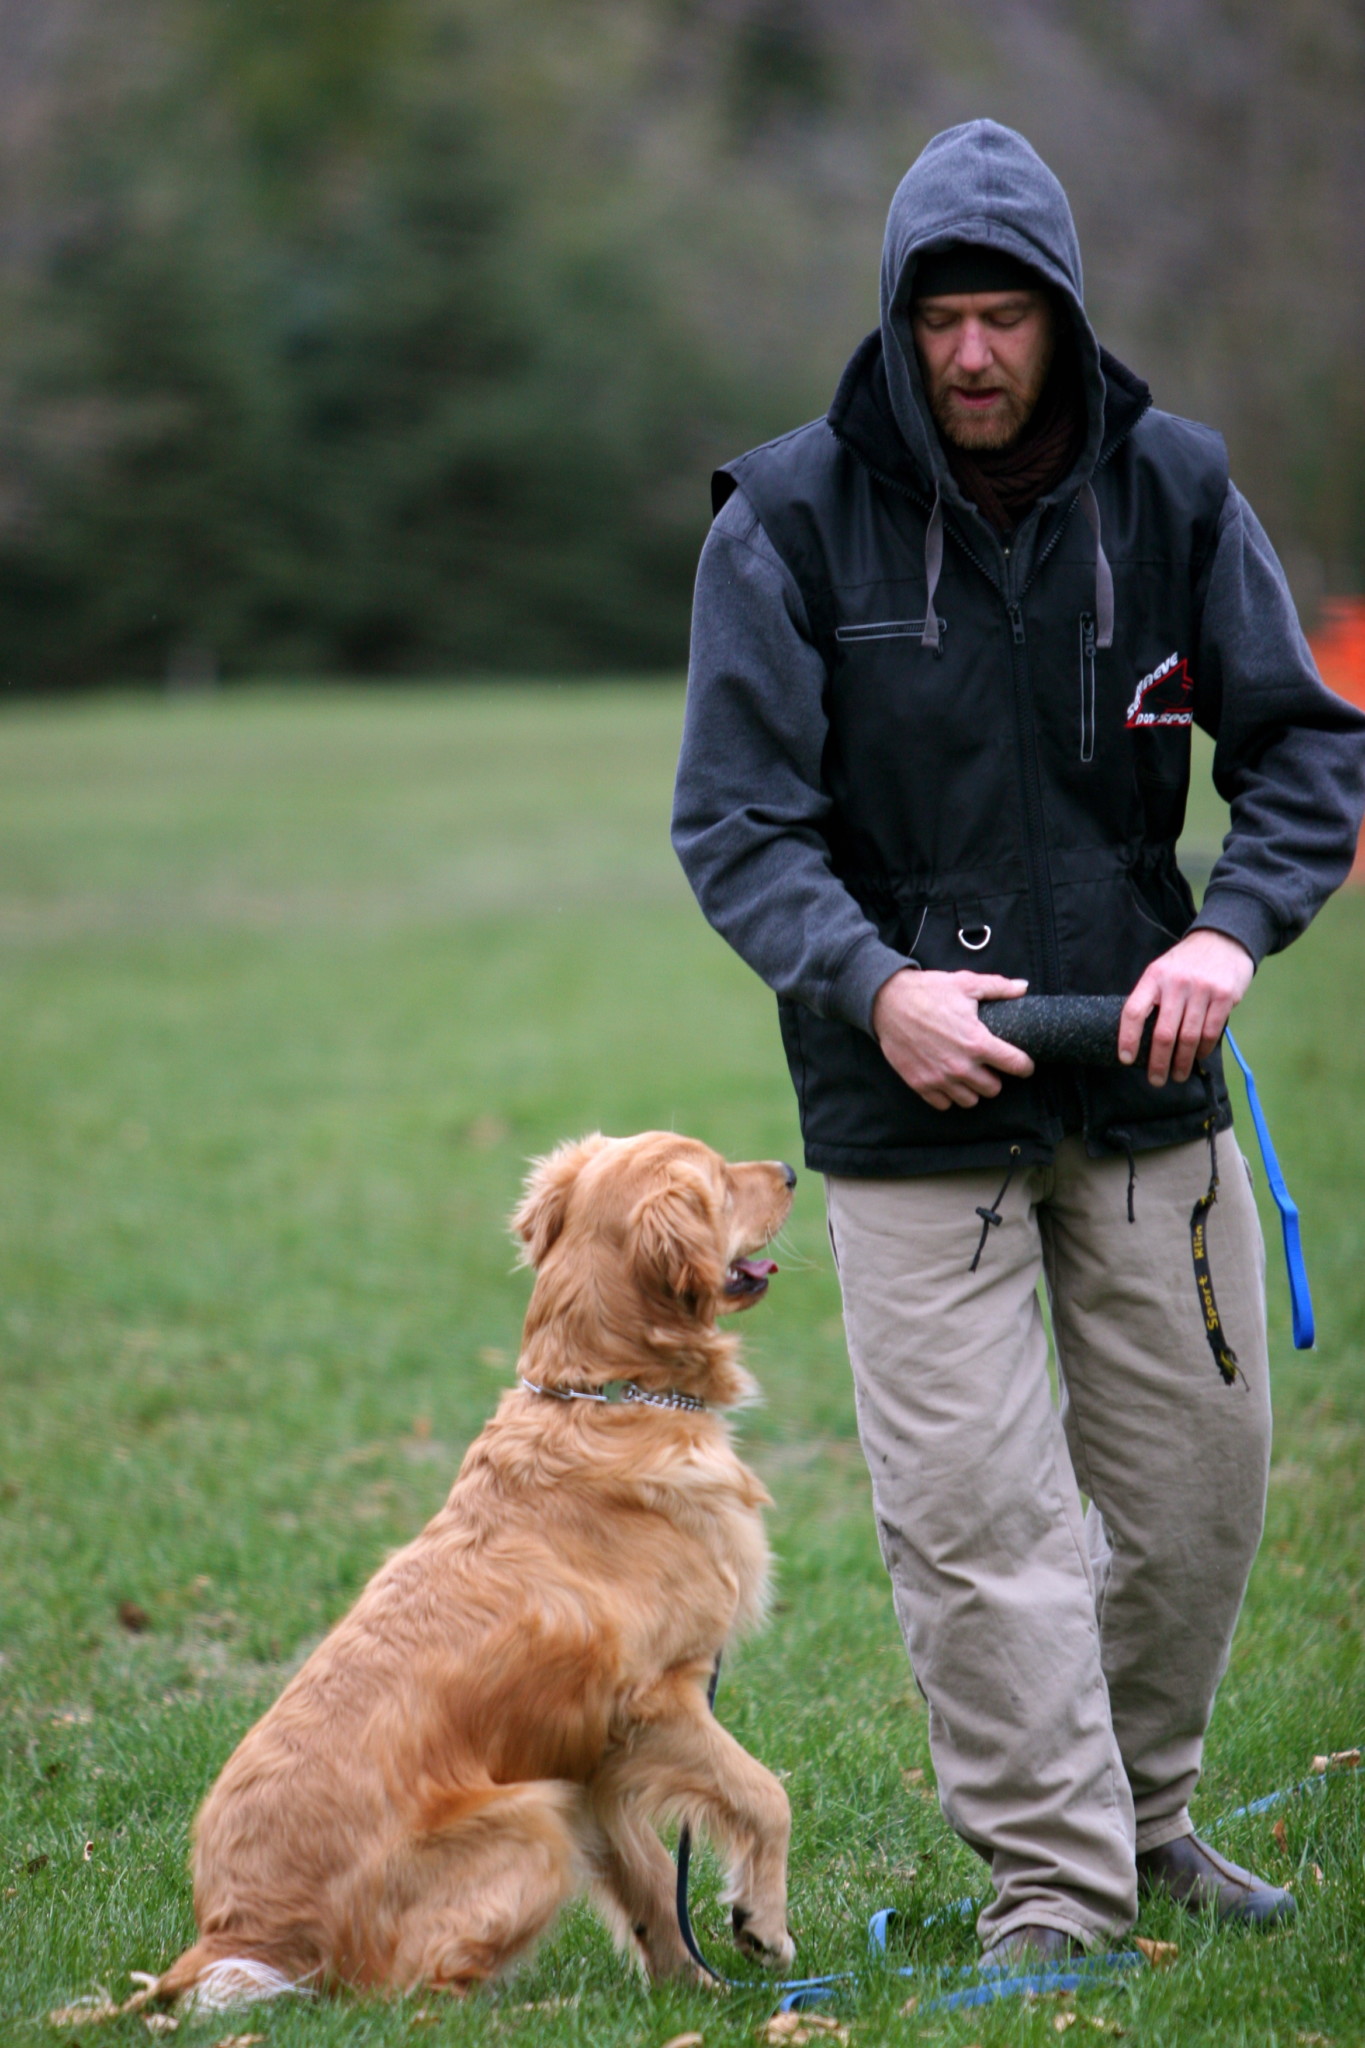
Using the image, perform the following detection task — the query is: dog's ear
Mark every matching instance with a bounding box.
[511,1134,609,1268]
[630,1165,723,1311]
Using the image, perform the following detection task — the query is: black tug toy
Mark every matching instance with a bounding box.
[977,991,1154,1066]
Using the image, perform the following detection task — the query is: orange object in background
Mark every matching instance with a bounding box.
[1308,599,1365,878]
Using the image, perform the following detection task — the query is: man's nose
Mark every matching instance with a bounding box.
[955,320,993,372]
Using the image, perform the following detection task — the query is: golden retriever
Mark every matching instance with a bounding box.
[142,1131,797,2011]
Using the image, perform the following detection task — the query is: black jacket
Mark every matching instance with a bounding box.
[673,120,1365,1177]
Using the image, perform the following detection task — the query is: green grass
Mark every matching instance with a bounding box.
[1,684,1361,2048]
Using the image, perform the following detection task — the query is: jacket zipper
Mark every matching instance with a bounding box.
[1005,599,1063,992]
[1079,612,1097,763]
[1002,419,1147,986]
[830,402,1151,1005]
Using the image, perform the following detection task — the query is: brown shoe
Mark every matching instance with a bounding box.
[983,1923,1086,1967]
[1136,1832,1296,1926]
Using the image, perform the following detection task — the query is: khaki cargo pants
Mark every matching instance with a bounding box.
[825,1132,1271,1950]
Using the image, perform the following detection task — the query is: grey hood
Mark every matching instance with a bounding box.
[879,119,1108,499]
[872,119,1116,649]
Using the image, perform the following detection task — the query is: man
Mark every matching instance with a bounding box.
[672,120,1365,1960]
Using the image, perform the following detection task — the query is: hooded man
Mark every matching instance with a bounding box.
[672,120,1365,1960]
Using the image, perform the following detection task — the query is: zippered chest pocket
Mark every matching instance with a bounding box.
[835,617,944,645]
[1079,611,1096,764]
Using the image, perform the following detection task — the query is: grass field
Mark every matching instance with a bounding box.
[1,685,1361,2048]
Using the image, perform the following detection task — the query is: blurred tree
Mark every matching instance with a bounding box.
[0,0,753,683]
[0,0,1358,687]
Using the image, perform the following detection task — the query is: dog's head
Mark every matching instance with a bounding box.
[511,1133,795,1404]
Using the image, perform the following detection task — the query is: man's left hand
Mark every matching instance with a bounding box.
[1118,928,1255,1086]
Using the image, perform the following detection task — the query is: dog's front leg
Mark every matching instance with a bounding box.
[581,1792,704,1984]
[594,1678,794,1973]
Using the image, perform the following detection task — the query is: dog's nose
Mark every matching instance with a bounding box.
[779,1161,797,1189]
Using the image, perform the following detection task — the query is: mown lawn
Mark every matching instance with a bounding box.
[1,685,1361,2048]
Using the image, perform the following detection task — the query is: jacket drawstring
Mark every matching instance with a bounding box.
[1079,481,1114,648]
[920,483,944,652]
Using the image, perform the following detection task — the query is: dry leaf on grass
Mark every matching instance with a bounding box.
[117,1600,150,1633]
[757,2014,849,2045]
[901,1767,925,1786]
[1134,1937,1179,1969]
[659,2034,706,2048]
[1311,1750,1360,1773]
[49,1996,126,2026]
[1272,1818,1289,1852]
[1296,2034,1332,2045]
[898,1996,918,2016]
[1054,2016,1079,2033]
[1312,1863,1326,1887]
[143,2018,178,2036]
[210,2036,265,2047]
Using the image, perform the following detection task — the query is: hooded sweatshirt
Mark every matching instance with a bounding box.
[673,120,1365,1177]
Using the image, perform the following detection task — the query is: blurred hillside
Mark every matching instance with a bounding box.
[0,0,1361,687]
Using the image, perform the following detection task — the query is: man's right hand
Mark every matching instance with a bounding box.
[871,969,1035,1111]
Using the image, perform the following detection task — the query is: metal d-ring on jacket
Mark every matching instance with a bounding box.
[672,119,1365,1181]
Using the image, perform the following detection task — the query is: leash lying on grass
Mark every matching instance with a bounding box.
[676,1745,1363,2015]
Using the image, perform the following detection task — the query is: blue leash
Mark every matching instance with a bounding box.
[1223,1028,1314,1348]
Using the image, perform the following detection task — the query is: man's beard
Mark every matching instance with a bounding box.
[927,347,1055,451]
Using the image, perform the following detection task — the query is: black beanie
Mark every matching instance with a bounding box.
[912,242,1043,299]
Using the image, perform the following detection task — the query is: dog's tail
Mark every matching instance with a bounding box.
[153,1942,302,2012]
[49,1943,302,2028]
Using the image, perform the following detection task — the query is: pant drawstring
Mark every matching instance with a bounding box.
[969,1145,1022,1272]
[1107,1126,1138,1223]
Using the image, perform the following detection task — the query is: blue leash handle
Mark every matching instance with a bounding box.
[1223,1028,1314,1349]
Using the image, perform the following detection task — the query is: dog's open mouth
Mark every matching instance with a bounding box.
[723,1257,779,1301]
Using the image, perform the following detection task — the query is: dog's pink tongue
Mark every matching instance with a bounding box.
[734,1259,778,1280]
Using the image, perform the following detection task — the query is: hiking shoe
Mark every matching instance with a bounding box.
[1136,1832,1296,1926]
[983,1923,1086,1967]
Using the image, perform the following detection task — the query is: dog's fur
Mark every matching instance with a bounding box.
[150,1132,796,2006]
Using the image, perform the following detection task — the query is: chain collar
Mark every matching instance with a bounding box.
[519,1376,705,1414]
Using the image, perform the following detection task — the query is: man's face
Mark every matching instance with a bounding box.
[911,289,1056,451]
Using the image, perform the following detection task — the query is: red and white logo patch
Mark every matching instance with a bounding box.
[1125,652,1193,728]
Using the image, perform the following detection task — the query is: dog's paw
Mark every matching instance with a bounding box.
[731,1904,795,1971]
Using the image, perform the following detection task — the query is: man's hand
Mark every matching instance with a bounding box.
[872,969,1035,1111]
[1118,929,1255,1086]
